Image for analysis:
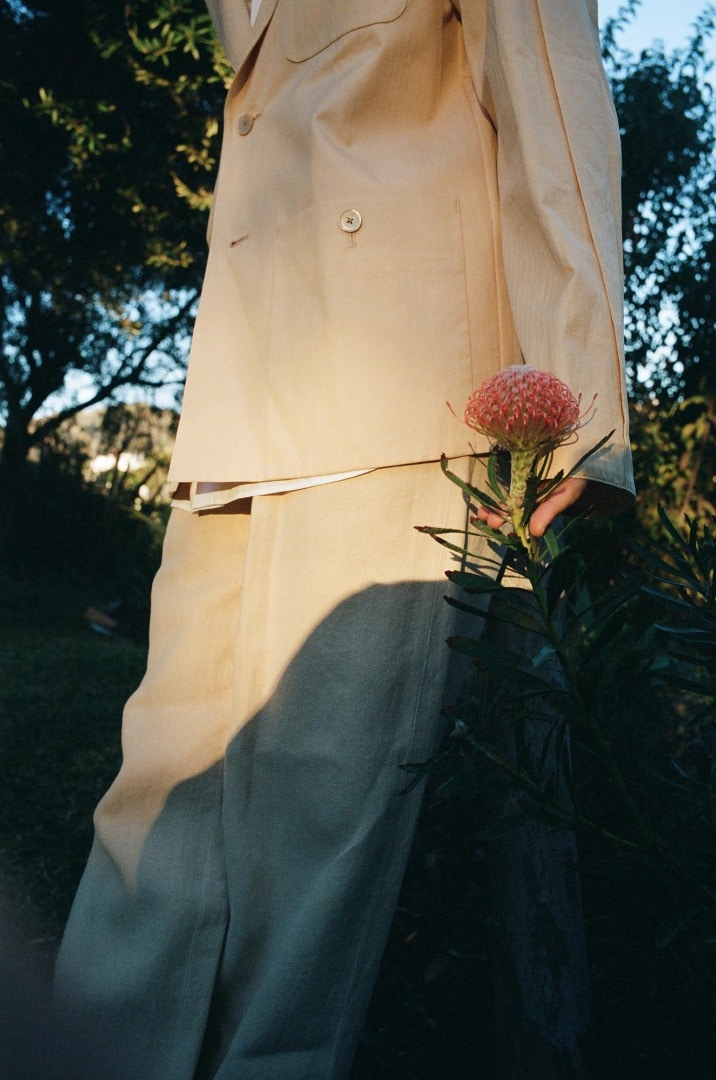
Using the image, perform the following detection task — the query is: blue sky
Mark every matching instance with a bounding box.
[599,0,715,59]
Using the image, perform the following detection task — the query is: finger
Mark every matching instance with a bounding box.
[529,478,589,537]
[475,504,507,530]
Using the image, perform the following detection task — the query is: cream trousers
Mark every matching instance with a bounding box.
[54,460,481,1080]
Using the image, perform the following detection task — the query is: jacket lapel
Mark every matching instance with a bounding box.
[207,0,280,72]
[250,0,280,47]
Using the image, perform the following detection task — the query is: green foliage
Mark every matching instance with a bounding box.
[1,0,228,284]
[631,394,715,530]
[420,444,716,1075]
[604,3,715,403]
[602,3,715,535]
[48,400,179,512]
[0,0,229,472]
[0,447,165,597]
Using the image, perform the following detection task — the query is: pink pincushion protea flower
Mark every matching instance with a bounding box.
[464,365,582,454]
[456,365,595,551]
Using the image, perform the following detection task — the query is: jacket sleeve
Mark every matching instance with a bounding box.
[458,0,634,500]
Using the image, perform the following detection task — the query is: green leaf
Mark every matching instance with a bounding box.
[447,570,506,594]
[563,431,616,480]
[447,639,559,692]
[657,504,691,551]
[444,595,491,619]
[490,597,547,635]
[440,456,503,511]
[486,451,508,500]
[654,626,716,647]
[532,644,558,667]
[543,526,562,560]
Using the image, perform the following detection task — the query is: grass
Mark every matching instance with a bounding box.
[0,572,146,958]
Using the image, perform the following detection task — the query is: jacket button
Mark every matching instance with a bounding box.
[237,112,255,135]
[339,209,362,233]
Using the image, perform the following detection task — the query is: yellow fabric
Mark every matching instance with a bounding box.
[55,461,486,1077]
[90,461,476,890]
[169,0,632,498]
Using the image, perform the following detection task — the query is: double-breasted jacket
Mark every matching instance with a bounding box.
[168,0,634,500]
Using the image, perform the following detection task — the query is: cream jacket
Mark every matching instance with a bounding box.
[168,0,634,500]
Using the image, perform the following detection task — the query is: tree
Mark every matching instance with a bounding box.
[602,1,715,525]
[0,0,230,486]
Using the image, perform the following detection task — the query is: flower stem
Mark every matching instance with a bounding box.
[507,451,536,556]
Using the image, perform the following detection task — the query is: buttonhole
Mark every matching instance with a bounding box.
[229,235,248,248]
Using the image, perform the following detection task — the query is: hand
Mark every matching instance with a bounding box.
[475,477,608,538]
[528,476,590,537]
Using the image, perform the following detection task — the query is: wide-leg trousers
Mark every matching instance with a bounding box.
[54,460,480,1080]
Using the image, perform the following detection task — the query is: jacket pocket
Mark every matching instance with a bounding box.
[282,0,408,62]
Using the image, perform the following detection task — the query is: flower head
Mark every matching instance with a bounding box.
[463,365,584,454]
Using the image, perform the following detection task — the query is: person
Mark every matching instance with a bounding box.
[54,2,634,1078]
